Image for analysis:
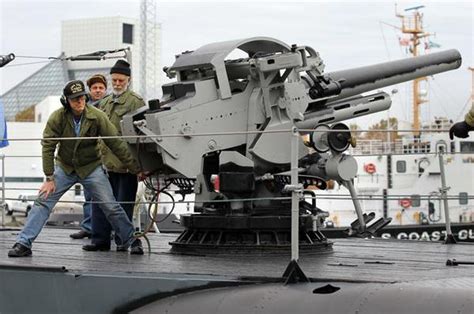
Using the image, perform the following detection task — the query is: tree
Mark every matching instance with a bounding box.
[361,118,400,142]
[15,105,35,122]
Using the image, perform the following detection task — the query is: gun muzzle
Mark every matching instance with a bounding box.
[325,49,462,101]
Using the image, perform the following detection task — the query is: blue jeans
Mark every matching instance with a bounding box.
[91,172,138,246]
[80,187,92,233]
[16,166,135,249]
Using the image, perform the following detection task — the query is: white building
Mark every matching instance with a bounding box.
[62,16,161,99]
[35,96,62,123]
[2,16,161,121]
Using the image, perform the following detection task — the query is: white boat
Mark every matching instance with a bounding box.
[315,6,474,241]
[316,117,474,239]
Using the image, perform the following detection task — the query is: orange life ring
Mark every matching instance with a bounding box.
[364,163,376,174]
[400,198,411,208]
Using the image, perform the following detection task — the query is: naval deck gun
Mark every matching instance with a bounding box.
[122,37,461,254]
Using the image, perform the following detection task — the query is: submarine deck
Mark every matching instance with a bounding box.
[1,226,473,283]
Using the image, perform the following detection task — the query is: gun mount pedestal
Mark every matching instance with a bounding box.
[169,174,333,255]
[170,214,333,255]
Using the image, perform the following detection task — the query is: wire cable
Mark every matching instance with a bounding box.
[4,60,52,67]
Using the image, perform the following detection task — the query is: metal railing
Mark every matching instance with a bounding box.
[0,127,472,250]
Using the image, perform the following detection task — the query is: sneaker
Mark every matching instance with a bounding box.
[82,243,111,251]
[8,243,32,257]
[70,230,92,239]
[130,238,144,255]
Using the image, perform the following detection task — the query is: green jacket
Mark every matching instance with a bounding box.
[42,105,139,179]
[465,103,474,127]
[99,90,145,173]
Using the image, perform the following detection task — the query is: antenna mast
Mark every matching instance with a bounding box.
[140,0,158,100]
[396,5,433,136]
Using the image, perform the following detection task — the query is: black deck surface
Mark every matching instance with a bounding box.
[1,227,473,284]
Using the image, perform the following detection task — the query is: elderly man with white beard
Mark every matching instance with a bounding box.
[82,60,146,254]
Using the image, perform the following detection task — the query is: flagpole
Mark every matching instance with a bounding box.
[1,154,4,227]
[0,98,9,227]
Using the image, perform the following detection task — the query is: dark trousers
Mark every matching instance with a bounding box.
[91,172,138,246]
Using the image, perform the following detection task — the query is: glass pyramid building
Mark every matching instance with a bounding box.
[0,56,108,121]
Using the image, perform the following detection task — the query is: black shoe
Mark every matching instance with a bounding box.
[70,230,92,239]
[130,239,144,255]
[82,243,110,251]
[8,243,32,257]
[116,246,128,252]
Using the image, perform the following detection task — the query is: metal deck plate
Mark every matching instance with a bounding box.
[1,227,473,313]
[1,227,473,282]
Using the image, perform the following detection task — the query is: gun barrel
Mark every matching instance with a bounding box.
[325,49,462,101]
[297,92,392,131]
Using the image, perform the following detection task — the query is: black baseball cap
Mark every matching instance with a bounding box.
[110,59,131,76]
[63,80,88,99]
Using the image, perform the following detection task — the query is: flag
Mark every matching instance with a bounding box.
[398,36,410,46]
[426,40,441,49]
[0,97,9,148]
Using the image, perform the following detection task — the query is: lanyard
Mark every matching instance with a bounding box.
[72,115,82,137]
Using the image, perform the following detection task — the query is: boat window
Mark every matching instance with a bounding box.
[450,141,455,153]
[460,141,474,153]
[74,184,82,196]
[402,141,430,154]
[459,192,468,205]
[396,160,406,173]
[122,23,133,44]
[411,194,421,207]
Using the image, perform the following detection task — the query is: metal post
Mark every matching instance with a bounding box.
[1,154,5,227]
[438,146,456,244]
[344,179,366,232]
[290,127,299,261]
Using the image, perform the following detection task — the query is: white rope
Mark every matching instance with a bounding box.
[0,127,460,142]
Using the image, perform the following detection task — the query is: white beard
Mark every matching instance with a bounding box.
[112,89,125,96]
[112,82,130,96]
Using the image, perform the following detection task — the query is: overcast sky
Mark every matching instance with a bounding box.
[0,0,472,126]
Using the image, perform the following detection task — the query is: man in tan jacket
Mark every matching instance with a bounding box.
[84,60,146,254]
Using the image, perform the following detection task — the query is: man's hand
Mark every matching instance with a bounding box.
[39,181,56,199]
[449,121,473,140]
[137,171,149,181]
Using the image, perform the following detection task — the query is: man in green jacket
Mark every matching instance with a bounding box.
[86,59,146,253]
[449,104,474,139]
[8,80,142,257]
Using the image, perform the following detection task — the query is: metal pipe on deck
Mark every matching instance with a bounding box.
[438,146,456,244]
[290,127,300,261]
